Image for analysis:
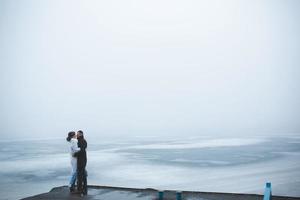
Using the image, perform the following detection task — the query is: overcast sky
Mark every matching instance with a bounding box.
[0,0,299,140]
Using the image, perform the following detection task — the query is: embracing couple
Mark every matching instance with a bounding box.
[66,130,88,195]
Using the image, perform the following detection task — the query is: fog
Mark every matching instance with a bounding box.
[0,0,299,140]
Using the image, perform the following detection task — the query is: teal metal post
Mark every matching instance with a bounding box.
[158,190,164,200]
[176,191,182,200]
[263,182,272,200]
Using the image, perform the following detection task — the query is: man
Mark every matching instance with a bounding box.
[74,130,88,195]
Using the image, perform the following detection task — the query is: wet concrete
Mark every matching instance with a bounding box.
[21,185,300,200]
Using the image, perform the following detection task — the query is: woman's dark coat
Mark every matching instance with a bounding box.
[74,136,87,194]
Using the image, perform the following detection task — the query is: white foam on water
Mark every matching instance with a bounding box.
[1,153,69,173]
[172,158,230,165]
[87,151,300,197]
[127,138,266,150]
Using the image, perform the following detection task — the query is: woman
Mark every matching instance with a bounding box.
[74,130,88,195]
[66,131,80,192]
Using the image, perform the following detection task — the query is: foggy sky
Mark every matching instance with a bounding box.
[0,0,299,140]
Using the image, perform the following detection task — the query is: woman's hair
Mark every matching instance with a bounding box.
[77,130,84,139]
[66,131,76,142]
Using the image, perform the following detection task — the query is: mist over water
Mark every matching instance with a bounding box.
[1,135,300,199]
[0,1,300,199]
[1,0,300,141]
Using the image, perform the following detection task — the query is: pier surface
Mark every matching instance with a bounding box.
[22,185,300,200]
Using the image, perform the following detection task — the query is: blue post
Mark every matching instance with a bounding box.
[158,190,164,200]
[263,182,272,200]
[176,191,182,200]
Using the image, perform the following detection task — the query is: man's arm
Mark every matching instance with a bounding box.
[71,139,80,156]
[74,140,87,157]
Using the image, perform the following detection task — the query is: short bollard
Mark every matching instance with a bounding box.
[158,190,164,200]
[176,191,182,200]
[263,182,272,200]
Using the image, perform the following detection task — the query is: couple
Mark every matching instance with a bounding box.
[66,130,88,195]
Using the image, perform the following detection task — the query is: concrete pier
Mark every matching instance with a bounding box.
[21,185,300,200]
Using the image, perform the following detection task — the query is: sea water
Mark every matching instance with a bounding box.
[0,135,300,200]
